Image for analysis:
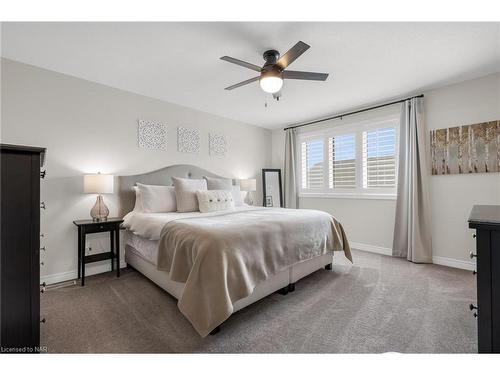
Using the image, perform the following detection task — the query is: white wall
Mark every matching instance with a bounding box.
[426,73,500,265]
[1,58,272,283]
[272,73,500,267]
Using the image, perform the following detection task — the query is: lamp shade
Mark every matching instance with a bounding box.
[240,178,256,192]
[83,174,114,194]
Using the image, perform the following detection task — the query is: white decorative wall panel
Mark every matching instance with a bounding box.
[209,133,227,156]
[138,119,167,151]
[177,126,200,153]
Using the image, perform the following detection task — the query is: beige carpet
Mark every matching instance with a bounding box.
[41,250,477,353]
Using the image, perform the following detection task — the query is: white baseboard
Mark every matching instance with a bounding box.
[41,261,127,285]
[350,242,393,256]
[350,242,475,271]
[431,256,475,271]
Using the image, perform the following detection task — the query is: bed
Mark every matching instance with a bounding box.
[118,165,352,337]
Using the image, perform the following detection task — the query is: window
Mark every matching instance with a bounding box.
[301,139,324,189]
[363,127,397,188]
[298,117,398,198]
[328,134,356,189]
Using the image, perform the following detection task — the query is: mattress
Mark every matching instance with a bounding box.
[124,230,159,265]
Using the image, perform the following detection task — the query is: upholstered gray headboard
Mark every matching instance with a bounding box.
[118,164,232,216]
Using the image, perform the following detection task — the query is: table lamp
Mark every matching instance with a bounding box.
[240,178,257,205]
[83,173,114,221]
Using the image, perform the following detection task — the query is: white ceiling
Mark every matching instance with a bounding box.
[2,22,499,129]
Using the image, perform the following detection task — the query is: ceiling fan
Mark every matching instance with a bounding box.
[220,41,329,99]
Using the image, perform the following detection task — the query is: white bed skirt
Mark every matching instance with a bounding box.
[125,244,333,314]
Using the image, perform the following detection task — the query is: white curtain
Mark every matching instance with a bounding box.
[392,98,433,263]
[284,128,299,208]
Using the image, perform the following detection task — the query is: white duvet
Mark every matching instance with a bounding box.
[122,205,259,240]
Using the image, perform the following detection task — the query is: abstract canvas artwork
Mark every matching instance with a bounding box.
[177,126,201,153]
[138,119,167,151]
[430,121,500,175]
[209,133,227,156]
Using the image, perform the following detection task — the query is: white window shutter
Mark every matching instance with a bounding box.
[328,134,356,188]
[362,127,397,188]
[301,139,324,189]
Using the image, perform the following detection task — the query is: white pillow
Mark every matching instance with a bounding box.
[172,177,207,212]
[136,183,177,213]
[132,186,144,212]
[196,190,235,213]
[204,176,233,190]
[231,185,243,207]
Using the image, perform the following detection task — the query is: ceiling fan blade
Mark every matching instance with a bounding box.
[276,41,310,69]
[224,76,260,90]
[283,70,329,81]
[220,56,262,72]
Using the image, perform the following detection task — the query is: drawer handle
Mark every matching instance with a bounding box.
[472,233,476,239]
[40,286,46,293]
[469,251,476,259]
[472,270,477,275]
[40,261,44,266]
[473,312,478,318]
[40,170,46,179]
[40,202,46,210]
[469,304,477,311]
[40,246,47,252]
[40,318,46,324]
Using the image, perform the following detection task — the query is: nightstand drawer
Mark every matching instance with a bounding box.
[83,221,121,234]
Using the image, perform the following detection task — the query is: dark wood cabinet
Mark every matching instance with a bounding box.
[469,205,500,353]
[0,144,45,353]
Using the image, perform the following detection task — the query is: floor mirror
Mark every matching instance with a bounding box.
[262,169,283,207]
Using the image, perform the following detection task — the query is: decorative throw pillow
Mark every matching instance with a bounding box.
[204,176,243,206]
[172,177,207,212]
[136,183,177,213]
[196,190,235,213]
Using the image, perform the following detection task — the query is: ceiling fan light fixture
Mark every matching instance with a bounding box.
[259,71,283,94]
[221,41,328,93]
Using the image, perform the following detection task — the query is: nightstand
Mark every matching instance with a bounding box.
[73,218,124,286]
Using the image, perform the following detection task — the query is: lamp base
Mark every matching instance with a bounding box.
[90,194,109,222]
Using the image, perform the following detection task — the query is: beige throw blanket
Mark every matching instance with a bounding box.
[157,207,352,337]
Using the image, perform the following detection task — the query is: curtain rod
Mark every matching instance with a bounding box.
[283,94,424,131]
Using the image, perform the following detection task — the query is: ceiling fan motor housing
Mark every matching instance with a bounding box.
[263,49,280,67]
[261,49,283,82]
[260,67,282,80]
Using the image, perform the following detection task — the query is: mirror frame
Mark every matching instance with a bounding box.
[262,168,283,208]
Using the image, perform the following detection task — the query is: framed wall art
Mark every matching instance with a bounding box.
[430,121,499,175]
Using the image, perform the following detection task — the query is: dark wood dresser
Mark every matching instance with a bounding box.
[468,205,500,353]
[0,144,46,353]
